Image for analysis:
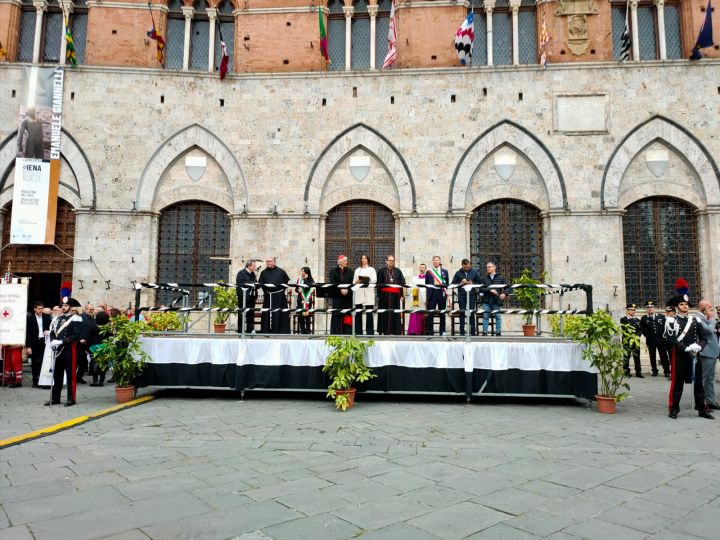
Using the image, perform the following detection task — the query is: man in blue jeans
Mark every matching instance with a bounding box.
[481,261,508,336]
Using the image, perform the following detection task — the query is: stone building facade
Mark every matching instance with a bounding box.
[0,0,719,320]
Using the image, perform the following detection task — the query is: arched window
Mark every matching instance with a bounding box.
[470,199,544,285]
[215,0,234,74]
[468,0,487,66]
[190,0,209,71]
[166,0,185,69]
[1,198,76,305]
[375,0,392,69]
[488,0,536,66]
[327,0,346,71]
[157,201,231,303]
[41,0,63,63]
[612,1,683,60]
[324,200,395,279]
[622,197,700,304]
[351,0,370,70]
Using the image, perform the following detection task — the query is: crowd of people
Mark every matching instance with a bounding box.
[235,255,511,337]
[2,298,135,406]
[621,292,720,420]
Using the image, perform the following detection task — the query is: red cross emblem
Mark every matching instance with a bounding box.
[0,307,13,321]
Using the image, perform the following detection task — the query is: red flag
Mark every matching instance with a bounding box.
[147,25,165,64]
[219,41,229,80]
[319,6,329,63]
[383,0,398,69]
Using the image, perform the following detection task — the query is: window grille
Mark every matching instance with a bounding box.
[190,0,209,71]
[157,201,231,305]
[468,2,487,66]
[42,10,63,63]
[492,11,512,65]
[328,0,346,71]
[166,0,184,69]
[215,1,234,73]
[623,197,701,305]
[324,200,395,280]
[611,6,628,60]
[664,4,682,59]
[518,9,536,64]
[70,12,88,65]
[351,17,371,70]
[470,199,544,302]
[17,7,36,63]
[637,6,657,60]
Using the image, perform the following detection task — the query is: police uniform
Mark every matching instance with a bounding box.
[664,295,713,419]
[640,300,669,377]
[45,297,83,407]
[620,303,643,377]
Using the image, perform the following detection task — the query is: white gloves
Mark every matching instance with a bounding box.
[50,339,63,349]
[685,343,702,354]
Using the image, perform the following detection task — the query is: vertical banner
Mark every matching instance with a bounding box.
[0,281,28,346]
[11,66,63,245]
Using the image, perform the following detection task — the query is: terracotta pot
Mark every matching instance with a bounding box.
[522,324,536,337]
[335,388,357,410]
[595,395,616,414]
[213,323,227,334]
[115,385,136,404]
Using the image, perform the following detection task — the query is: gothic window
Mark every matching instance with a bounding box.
[190,0,209,71]
[468,1,487,66]
[215,0,234,74]
[375,0,392,69]
[324,200,395,280]
[327,0,345,71]
[518,1,537,65]
[622,197,701,305]
[470,199,544,292]
[166,0,185,69]
[17,0,36,62]
[157,201,231,304]
[492,2,512,66]
[351,0,370,70]
[612,1,682,60]
[41,0,63,64]
[69,0,88,65]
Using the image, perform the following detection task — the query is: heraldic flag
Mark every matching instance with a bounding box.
[454,13,474,66]
[690,0,714,60]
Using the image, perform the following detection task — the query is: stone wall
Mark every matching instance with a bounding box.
[1,60,719,315]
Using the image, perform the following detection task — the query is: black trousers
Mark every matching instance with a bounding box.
[647,342,670,375]
[458,295,477,336]
[298,313,312,334]
[623,346,641,374]
[354,305,374,335]
[52,346,76,403]
[669,348,706,412]
[30,342,45,384]
[427,293,446,335]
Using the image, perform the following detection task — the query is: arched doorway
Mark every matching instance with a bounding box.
[622,197,701,304]
[324,200,395,279]
[157,201,231,304]
[470,199,544,285]
[1,198,76,307]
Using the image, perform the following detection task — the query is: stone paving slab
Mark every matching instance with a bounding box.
[1,365,720,539]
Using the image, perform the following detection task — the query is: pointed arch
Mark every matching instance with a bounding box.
[304,123,416,213]
[602,115,720,209]
[0,128,96,209]
[135,124,248,213]
[449,120,567,212]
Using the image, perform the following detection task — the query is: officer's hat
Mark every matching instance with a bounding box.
[626,303,637,310]
[645,300,655,308]
[61,296,81,308]
[666,294,689,308]
[665,305,676,312]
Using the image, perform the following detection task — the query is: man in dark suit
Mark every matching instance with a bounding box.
[236,260,258,333]
[25,301,51,388]
[640,300,668,377]
[425,256,450,335]
[481,261,508,336]
[620,303,643,378]
[328,255,354,335]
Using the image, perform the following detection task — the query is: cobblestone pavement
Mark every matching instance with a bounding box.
[1,363,719,540]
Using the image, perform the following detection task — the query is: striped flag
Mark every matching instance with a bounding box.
[383,0,398,69]
[64,18,77,67]
[147,24,165,64]
[219,41,229,80]
[618,3,631,61]
[539,10,550,68]
[454,13,474,66]
[319,6,329,63]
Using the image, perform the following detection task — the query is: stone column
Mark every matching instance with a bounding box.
[343,6,354,71]
[207,8,217,72]
[654,0,666,60]
[629,0,639,61]
[368,4,378,70]
[510,0,520,65]
[60,1,73,65]
[32,0,47,64]
[484,0,495,66]
[182,6,194,70]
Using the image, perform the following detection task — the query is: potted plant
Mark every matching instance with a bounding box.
[93,315,150,403]
[212,283,238,333]
[323,336,376,411]
[512,268,543,336]
[145,311,184,332]
[564,310,639,413]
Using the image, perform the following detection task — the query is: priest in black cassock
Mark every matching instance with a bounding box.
[377,254,406,335]
[259,257,290,334]
[328,254,354,334]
